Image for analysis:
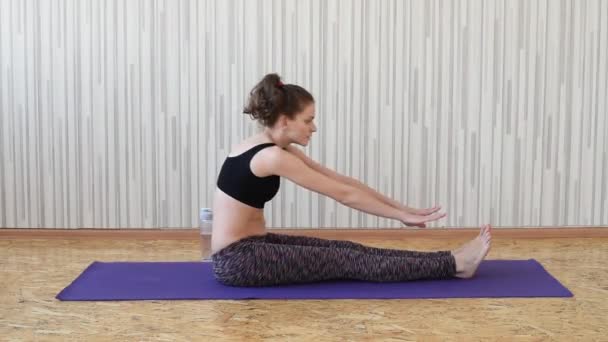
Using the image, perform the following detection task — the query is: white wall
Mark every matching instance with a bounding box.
[0,0,606,228]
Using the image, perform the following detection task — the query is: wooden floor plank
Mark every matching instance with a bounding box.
[1,227,607,239]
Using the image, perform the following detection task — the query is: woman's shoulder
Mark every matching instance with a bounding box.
[227,136,273,157]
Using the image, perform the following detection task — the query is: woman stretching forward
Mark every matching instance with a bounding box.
[211,73,492,287]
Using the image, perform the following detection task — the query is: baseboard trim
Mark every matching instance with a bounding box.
[1,227,607,240]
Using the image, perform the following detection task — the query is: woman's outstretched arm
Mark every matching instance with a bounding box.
[285,145,444,226]
[258,147,445,227]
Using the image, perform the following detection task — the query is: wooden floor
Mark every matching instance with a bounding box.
[1,229,607,341]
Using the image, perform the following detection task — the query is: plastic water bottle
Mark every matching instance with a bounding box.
[199,208,213,261]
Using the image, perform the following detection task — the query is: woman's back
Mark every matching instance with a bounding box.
[211,137,276,253]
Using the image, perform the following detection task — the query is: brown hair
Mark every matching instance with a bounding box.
[243,73,314,127]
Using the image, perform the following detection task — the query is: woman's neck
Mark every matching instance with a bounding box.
[261,130,290,148]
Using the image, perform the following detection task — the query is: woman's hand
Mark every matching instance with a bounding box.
[400,210,447,228]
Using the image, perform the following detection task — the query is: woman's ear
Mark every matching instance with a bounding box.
[277,115,289,129]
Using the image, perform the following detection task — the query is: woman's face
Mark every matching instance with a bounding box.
[286,102,317,146]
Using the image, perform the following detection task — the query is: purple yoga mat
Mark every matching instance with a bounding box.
[56,259,572,301]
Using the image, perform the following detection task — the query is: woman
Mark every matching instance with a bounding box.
[211,73,491,287]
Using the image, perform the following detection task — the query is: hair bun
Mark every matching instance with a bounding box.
[243,73,314,127]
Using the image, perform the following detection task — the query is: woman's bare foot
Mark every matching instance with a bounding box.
[453,224,492,278]
[453,225,490,254]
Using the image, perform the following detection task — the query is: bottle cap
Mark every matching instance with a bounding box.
[199,208,213,220]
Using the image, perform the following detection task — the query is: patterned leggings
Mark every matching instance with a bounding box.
[211,233,457,287]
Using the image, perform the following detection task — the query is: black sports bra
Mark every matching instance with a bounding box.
[216,143,280,209]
